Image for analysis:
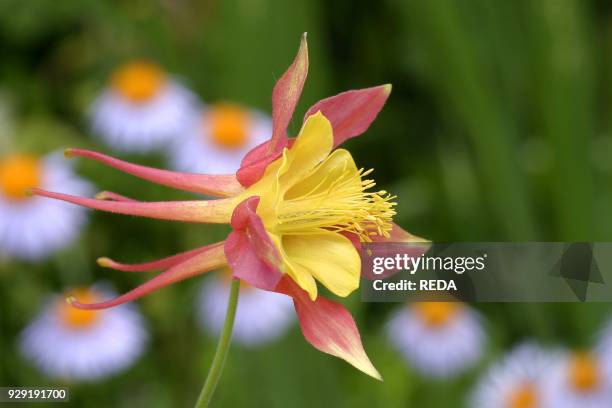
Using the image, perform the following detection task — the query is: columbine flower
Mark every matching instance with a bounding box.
[19,284,147,381]
[168,103,272,174]
[198,271,294,347]
[386,301,485,378]
[0,152,92,260]
[542,350,612,408]
[34,34,423,380]
[90,60,198,153]
[470,343,559,408]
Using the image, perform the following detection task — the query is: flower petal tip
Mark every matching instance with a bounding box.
[96,257,112,268]
[383,83,392,94]
[364,365,383,381]
[344,348,382,381]
[29,187,42,196]
[66,299,93,310]
[63,148,76,158]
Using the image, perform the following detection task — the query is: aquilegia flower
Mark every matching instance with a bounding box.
[198,271,294,347]
[0,152,92,260]
[386,301,485,378]
[470,342,559,408]
[90,60,198,153]
[168,103,272,174]
[19,284,147,381]
[34,35,422,380]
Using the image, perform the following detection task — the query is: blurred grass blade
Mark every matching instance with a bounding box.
[524,0,596,240]
[438,136,487,240]
[399,0,537,239]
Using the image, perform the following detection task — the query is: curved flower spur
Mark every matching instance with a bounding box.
[34,34,423,382]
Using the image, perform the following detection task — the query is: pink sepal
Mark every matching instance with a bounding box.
[69,242,226,310]
[32,188,233,224]
[66,148,243,197]
[304,85,392,147]
[276,276,382,380]
[97,244,217,272]
[225,197,283,291]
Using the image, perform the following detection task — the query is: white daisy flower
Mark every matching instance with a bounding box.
[168,103,272,174]
[470,342,559,408]
[90,61,199,153]
[386,301,485,378]
[0,152,93,260]
[542,350,612,408]
[19,284,148,381]
[596,318,612,379]
[197,274,294,347]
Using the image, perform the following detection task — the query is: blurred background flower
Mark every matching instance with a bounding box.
[90,61,199,153]
[469,342,558,408]
[386,302,485,378]
[197,272,294,347]
[168,103,272,174]
[542,351,612,408]
[0,151,92,260]
[1,0,612,406]
[19,284,147,381]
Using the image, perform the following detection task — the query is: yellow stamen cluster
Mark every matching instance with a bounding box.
[56,289,101,330]
[278,166,396,242]
[509,384,537,408]
[568,352,600,393]
[0,154,42,201]
[208,103,250,149]
[111,61,166,103]
[413,301,462,327]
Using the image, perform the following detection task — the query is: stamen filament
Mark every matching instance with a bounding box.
[278,167,395,241]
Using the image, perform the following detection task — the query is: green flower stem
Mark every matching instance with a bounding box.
[195,278,240,408]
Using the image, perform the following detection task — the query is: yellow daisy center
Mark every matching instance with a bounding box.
[508,384,537,408]
[208,104,250,149]
[278,167,395,242]
[111,61,166,103]
[568,352,600,393]
[57,289,101,330]
[0,154,42,201]
[413,301,462,327]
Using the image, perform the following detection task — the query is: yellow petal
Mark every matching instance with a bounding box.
[270,233,318,299]
[249,151,289,227]
[280,111,333,189]
[283,230,361,298]
[241,112,335,229]
[285,148,358,200]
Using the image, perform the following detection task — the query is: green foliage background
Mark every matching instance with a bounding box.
[1,0,612,406]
